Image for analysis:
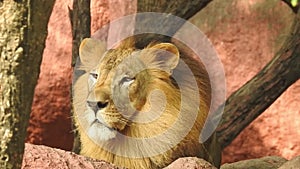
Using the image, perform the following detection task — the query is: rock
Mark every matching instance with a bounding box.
[221,156,287,169]
[22,143,121,169]
[21,144,300,169]
[22,144,217,169]
[164,157,217,169]
[26,0,73,150]
[278,156,300,169]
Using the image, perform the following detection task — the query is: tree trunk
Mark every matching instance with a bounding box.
[134,0,213,47]
[69,0,91,153]
[70,0,91,67]
[0,0,55,168]
[216,10,300,149]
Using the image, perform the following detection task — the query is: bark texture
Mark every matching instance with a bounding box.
[70,0,91,153]
[135,0,213,47]
[70,0,91,66]
[216,11,300,148]
[0,0,55,168]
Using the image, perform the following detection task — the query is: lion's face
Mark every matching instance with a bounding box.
[85,49,149,141]
[75,38,180,142]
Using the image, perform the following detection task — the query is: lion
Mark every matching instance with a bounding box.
[72,37,221,169]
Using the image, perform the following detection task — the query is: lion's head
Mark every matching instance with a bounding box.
[72,38,220,168]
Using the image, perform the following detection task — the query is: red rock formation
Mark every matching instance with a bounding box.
[26,0,73,150]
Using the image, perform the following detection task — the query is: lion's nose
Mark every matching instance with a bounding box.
[87,101,108,113]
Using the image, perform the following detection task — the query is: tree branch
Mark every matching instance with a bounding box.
[134,0,213,47]
[137,0,213,19]
[216,12,300,149]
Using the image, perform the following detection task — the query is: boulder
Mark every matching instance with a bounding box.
[278,156,300,169]
[22,143,121,169]
[221,156,287,169]
[164,157,217,169]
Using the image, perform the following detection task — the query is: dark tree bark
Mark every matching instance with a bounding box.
[69,0,91,153]
[137,0,212,18]
[0,0,55,168]
[134,0,213,47]
[70,0,91,67]
[216,10,300,149]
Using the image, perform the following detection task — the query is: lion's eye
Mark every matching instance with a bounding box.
[90,73,98,79]
[120,76,134,85]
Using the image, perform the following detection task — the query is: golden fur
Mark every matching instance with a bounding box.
[73,37,221,169]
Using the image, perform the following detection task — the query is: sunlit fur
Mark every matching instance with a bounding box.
[73,38,221,169]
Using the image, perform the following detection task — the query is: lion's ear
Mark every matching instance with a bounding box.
[140,43,180,73]
[79,38,106,69]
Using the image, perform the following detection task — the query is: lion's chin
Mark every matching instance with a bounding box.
[87,121,117,142]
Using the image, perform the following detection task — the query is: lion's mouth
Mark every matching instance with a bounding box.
[91,118,120,131]
[91,119,113,129]
[91,119,101,125]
